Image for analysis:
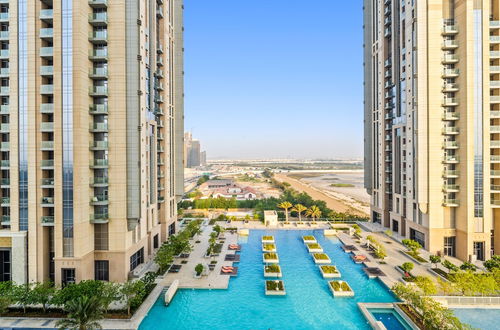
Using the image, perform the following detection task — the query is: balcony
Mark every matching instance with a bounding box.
[157,56,164,66]
[491,51,500,58]
[89,104,108,115]
[89,12,108,26]
[492,200,500,208]
[0,13,8,22]
[442,25,458,35]
[491,96,500,103]
[90,194,109,205]
[40,65,54,76]
[90,176,108,187]
[157,145,164,153]
[40,141,54,150]
[0,160,9,168]
[0,68,8,77]
[40,122,54,132]
[442,40,458,49]
[385,135,392,141]
[491,155,500,163]
[41,196,55,207]
[157,133,164,140]
[0,178,10,187]
[0,31,8,40]
[41,160,54,169]
[40,84,54,94]
[1,197,9,206]
[40,9,53,21]
[492,126,500,133]
[40,178,54,188]
[90,213,109,224]
[91,158,108,168]
[89,86,108,96]
[89,0,108,8]
[442,98,458,106]
[157,43,163,54]
[492,141,500,148]
[155,107,164,116]
[89,49,108,61]
[40,47,53,57]
[156,6,164,18]
[0,123,8,133]
[491,36,500,43]
[158,158,165,165]
[442,112,460,121]
[385,102,394,110]
[491,81,500,90]
[0,142,8,150]
[89,30,108,43]
[41,216,54,226]
[492,185,500,192]
[491,20,500,28]
[90,122,108,132]
[492,170,500,177]
[155,69,164,78]
[89,67,108,79]
[158,184,165,191]
[442,83,459,92]
[158,196,165,203]
[442,68,459,78]
[40,28,54,39]
[90,141,108,150]
[0,86,9,95]
[0,105,7,114]
[443,184,459,192]
[158,170,165,178]
[0,49,8,59]
[442,199,459,207]
[442,54,459,64]
[443,170,459,178]
[384,17,391,26]
[0,215,9,225]
[443,141,459,149]
[41,103,54,113]
[155,82,164,91]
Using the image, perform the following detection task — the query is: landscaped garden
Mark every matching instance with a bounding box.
[264,264,282,278]
[263,252,279,263]
[302,235,317,243]
[262,235,275,243]
[312,253,331,264]
[306,243,323,253]
[265,280,286,296]
[262,243,276,252]
[319,265,341,278]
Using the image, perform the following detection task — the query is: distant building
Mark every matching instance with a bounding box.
[201,151,207,166]
[264,211,278,227]
[184,132,203,168]
[199,179,260,200]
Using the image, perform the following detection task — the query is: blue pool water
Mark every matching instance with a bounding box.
[140,230,396,330]
[453,309,500,330]
[371,309,411,330]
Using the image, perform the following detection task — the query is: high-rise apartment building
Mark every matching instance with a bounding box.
[364,0,500,262]
[0,0,184,284]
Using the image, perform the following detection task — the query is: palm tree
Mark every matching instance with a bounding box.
[305,205,322,221]
[277,201,292,222]
[291,204,307,221]
[56,296,104,330]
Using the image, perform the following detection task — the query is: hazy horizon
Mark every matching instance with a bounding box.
[185,0,363,159]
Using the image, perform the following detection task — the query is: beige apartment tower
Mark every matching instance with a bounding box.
[364,0,500,262]
[0,0,184,284]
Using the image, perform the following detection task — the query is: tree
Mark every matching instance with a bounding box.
[100,282,121,314]
[56,295,104,330]
[12,283,33,314]
[429,255,441,269]
[484,255,500,272]
[52,280,106,307]
[352,224,362,236]
[450,271,476,296]
[442,259,459,273]
[30,282,56,313]
[277,201,292,222]
[120,280,146,316]
[195,264,204,276]
[0,281,14,315]
[291,204,307,221]
[155,243,175,273]
[401,262,414,276]
[459,261,477,272]
[305,205,322,220]
[437,278,456,296]
[414,276,437,295]
[402,239,422,255]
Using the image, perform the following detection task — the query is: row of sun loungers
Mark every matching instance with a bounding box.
[225,254,240,262]
[342,245,358,252]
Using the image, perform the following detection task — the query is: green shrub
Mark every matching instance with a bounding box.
[321,265,338,274]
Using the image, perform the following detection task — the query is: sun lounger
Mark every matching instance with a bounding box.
[351,255,368,263]
[363,267,386,278]
[220,266,238,276]
[224,254,240,262]
[342,245,358,252]
[228,244,241,251]
[168,264,182,273]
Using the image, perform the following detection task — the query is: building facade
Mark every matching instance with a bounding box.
[364,0,500,262]
[0,0,184,284]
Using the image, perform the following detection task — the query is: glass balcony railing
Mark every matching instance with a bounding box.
[41,216,55,225]
[40,65,54,75]
[90,67,108,77]
[40,122,54,131]
[0,160,9,167]
[1,197,9,204]
[1,178,10,186]
[89,30,108,41]
[41,160,54,167]
[40,47,54,57]
[40,28,54,38]
[40,9,53,20]
[92,158,109,167]
[41,178,55,186]
[90,141,108,149]
[89,12,107,23]
[40,84,54,94]
[492,170,500,177]
[40,141,54,149]
[0,49,8,58]
[0,142,9,150]
[91,176,109,184]
[89,0,108,7]
[0,123,9,132]
[0,31,8,39]
[89,86,108,95]
[0,86,9,94]
[41,197,55,205]
[90,194,109,203]
[89,104,108,114]
[41,103,54,113]
[90,213,109,223]
[1,215,10,224]
[0,13,9,21]
[90,122,108,131]
[89,49,108,59]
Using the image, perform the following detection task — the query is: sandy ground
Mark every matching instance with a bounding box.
[274,172,369,216]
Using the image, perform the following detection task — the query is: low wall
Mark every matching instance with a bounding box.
[433,296,500,308]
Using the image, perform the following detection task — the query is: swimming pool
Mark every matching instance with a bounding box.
[370,308,412,330]
[139,229,396,330]
[453,308,500,330]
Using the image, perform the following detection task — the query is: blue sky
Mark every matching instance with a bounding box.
[184,0,363,159]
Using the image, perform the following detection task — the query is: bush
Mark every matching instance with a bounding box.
[459,261,477,272]
[195,264,204,276]
[484,255,500,272]
[429,255,441,268]
[401,262,414,274]
[442,260,459,273]
[402,239,422,254]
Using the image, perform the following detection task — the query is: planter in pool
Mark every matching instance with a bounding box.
[263,253,279,263]
[262,236,275,243]
[263,265,282,278]
[262,243,277,253]
[319,265,341,278]
[312,253,331,264]
[265,280,286,296]
[306,243,323,253]
[302,235,317,244]
[329,281,354,297]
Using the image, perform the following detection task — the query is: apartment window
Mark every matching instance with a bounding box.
[0,249,11,281]
[410,228,425,248]
[168,223,175,236]
[392,220,399,234]
[94,223,109,250]
[61,268,75,286]
[130,247,144,271]
[372,211,381,224]
[94,260,109,281]
[473,241,485,261]
[153,234,159,249]
[444,236,456,257]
